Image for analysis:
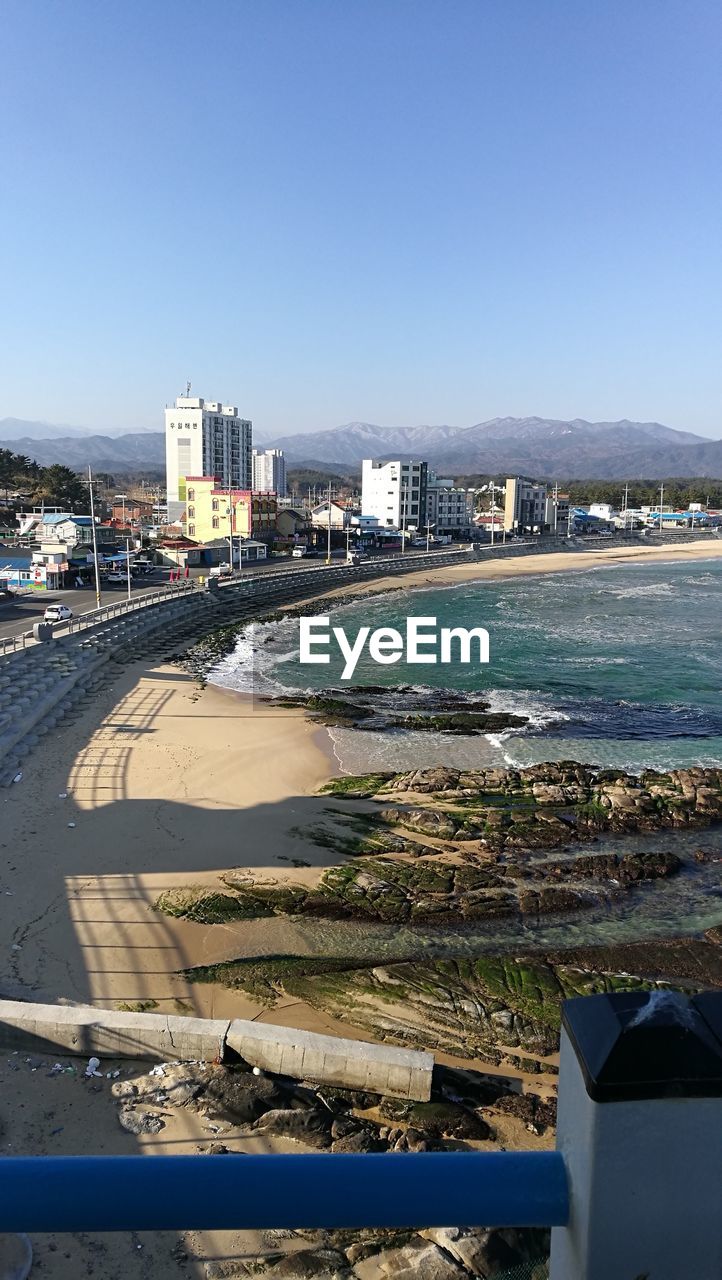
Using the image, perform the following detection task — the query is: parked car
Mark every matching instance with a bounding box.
[291,546,307,558]
[209,562,233,577]
[44,603,73,623]
[106,571,125,583]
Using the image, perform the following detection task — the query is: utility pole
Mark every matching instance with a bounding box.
[326,480,332,564]
[400,476,407,554]
[228,489,234,570]
[87,466,102,609]
[659,482,665,536]
[553,482,559,535]
[125,537,132,601]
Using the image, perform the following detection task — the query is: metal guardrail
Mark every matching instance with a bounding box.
[64,579,198,636]
[0,580,198,658]
[0,1152,568,1232]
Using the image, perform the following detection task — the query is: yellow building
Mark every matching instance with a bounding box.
[185,476,277,543]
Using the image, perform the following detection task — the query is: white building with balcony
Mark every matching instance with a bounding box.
[361,459,428,531]
[165,395,252,522]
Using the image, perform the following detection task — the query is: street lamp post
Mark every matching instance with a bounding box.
[87,467,102,610]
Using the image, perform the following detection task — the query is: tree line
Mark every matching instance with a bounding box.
[459,474,722,509]
[0,448,90,510]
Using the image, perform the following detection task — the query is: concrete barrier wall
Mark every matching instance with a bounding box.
[0,1000,229,1062]
[226,1018,433,1101]
[0,1000,434,1100]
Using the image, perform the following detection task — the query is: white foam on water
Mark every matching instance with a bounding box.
[605,582,676,599]
[327,726,502,774]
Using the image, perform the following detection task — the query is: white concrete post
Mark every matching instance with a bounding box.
[550,990,722,1280]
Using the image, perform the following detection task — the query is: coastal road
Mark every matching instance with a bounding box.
[0,547,458,643]
[0,573,173,643]
[0,559,307,641]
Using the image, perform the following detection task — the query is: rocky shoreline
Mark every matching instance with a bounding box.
[267,688,530,734]
[157,762,719,928]
[156,762,722,1070]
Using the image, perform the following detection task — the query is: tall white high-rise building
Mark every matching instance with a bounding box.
[165,395,252,522]
[252,447,287,496]
[361,459,428,530]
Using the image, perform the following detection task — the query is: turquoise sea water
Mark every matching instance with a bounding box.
[208,556,722,953]
[212,557,722,774]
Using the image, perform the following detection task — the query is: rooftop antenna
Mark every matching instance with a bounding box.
[186,380,191,397]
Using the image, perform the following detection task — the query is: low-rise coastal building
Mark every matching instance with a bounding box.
[426,476,475,536]
[310,500,349,530]
[184,476,277,544]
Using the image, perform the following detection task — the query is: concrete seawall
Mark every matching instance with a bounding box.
[226,1018,433,1101]
[0,1000,433,1101]
[0,1000,230,1063]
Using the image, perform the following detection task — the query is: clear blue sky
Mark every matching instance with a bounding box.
[1,0,720,438]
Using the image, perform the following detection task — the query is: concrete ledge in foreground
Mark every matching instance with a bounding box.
[226,1018,434,1101]
[0,1001,434,1099]
[0,1000,229,1062]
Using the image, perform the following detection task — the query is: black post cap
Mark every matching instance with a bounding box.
[561,990,722,1102]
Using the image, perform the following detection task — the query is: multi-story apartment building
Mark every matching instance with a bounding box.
[426,476,474,536]
[361,459,428,531]
[165,395,252,522]
[252,448,287,497]
[503,477,547,533]
[185,477,277,544]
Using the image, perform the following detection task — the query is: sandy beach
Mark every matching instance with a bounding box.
[2,536,721,1029]
[316,536,722,601]
[0,537,719,1275]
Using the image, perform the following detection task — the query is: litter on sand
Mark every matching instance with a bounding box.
[12,774,22,784]
[67,822,76,829]
[84,1056,102,1078]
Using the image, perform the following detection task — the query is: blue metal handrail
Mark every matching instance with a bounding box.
[0,1152,568,1233]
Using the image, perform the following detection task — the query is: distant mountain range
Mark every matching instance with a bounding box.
[1,415,721,479]
[1,430,166,472]
[0,417,155,442]
[265,417,722,480]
